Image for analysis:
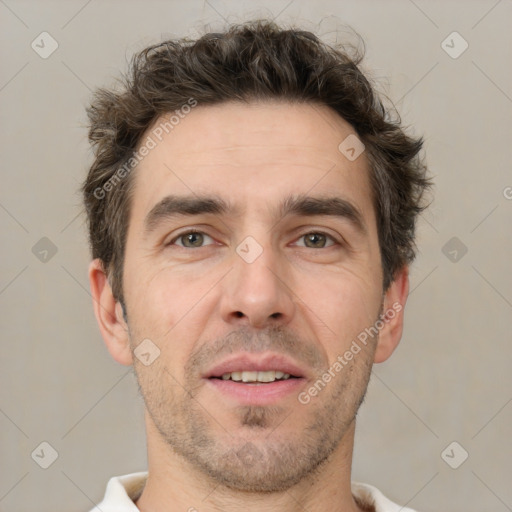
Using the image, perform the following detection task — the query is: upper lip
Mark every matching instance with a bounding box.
[204,352,309,379]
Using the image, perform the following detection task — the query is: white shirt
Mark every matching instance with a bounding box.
[89,472,418,512]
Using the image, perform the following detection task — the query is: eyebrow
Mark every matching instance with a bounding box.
[278,194,367,235]
[143,193,367,236]
[143,195,234,235]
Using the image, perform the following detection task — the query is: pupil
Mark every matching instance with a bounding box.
[185,233,203,247]
[306,233,325,248]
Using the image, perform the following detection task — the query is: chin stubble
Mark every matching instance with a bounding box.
[132,323,377,493]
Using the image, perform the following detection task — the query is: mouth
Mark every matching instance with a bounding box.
[204,353,308,405]
[212,370,297,383]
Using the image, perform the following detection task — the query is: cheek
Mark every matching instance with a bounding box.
[298,268,382,351]
[124,263,217,343]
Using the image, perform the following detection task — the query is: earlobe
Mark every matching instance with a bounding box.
[373,266,409,364]
[88,259,133,366]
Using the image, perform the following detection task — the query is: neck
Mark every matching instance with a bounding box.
[135,414,364,512]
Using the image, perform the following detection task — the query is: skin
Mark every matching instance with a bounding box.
[89,101,409,512]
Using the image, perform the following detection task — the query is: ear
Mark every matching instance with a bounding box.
[373,266,409,364]
[88,258,133,366]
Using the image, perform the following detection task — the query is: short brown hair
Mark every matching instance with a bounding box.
[82,20,431,307]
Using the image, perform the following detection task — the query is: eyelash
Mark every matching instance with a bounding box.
[169,230,215,248]
[167,230,339,249]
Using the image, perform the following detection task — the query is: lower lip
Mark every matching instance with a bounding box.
[205,377,305,405]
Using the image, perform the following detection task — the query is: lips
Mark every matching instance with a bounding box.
[219,370,292,383]
[204,353,307,381]
[203,353,310,405]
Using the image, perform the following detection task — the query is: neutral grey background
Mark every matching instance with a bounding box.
[1,0,511,511]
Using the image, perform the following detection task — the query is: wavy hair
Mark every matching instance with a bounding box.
[82,20,431,305]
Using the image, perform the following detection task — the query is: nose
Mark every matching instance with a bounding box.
[219,242,296,329]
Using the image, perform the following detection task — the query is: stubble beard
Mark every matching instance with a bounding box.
[133,326,376,493]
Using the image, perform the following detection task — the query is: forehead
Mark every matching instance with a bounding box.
[130,101,375,226]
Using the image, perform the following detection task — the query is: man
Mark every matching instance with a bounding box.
[83,20,430,512]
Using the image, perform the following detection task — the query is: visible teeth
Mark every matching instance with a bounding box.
[257,371,275,382]
[219,370,293,383]
[242,371,258,382]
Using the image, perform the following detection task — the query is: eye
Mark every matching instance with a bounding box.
[170,230,215,248]
[295,232,337,249]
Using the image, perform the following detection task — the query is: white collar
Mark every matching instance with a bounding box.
[90,472,418,512]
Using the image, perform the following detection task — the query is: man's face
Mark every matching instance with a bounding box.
[122,101,386,491]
